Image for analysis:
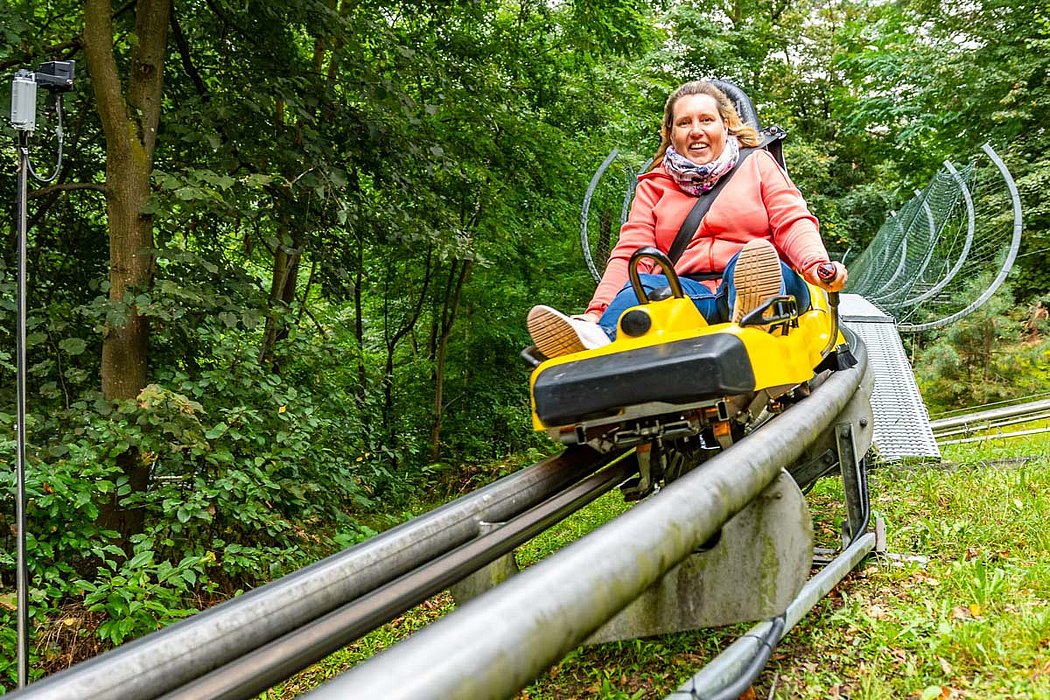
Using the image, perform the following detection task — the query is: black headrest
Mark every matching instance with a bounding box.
[710,80,762,130]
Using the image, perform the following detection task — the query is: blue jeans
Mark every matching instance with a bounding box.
[597,254,811,339]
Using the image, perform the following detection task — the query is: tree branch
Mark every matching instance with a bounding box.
[170,4,209,100]
[28,182,108,198]
[0,39,82,71]
[84,0,132,160]
[203,0,252,41]
[303,304,330,343]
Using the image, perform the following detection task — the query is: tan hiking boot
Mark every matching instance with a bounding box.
[731,239,784,324]
[527,305,611,358]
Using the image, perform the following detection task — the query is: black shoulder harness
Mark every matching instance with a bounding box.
[666,129,786,265]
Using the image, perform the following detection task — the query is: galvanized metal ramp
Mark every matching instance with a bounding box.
[840,294,940,461]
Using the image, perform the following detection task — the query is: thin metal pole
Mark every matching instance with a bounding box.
[15,128,31,688]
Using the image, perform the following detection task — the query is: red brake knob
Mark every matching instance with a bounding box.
[816,263,837,282]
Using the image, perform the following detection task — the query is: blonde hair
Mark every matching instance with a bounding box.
[652,81,762,168]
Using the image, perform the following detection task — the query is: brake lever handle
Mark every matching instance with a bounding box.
[816,262,837,283]
[816,262,840,357]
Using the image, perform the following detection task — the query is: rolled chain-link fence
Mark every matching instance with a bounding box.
[845,143,1022,332]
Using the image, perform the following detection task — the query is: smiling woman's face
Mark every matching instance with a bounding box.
[670,94,727,166]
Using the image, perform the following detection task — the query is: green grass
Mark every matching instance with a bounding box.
[764,440,1050,699]
[259,594,457,698]
[264,431,1050,699]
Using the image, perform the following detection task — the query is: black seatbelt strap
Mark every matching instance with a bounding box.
[666,146,757,265]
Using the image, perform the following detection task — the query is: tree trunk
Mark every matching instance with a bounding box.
[428,259,472,462]
[381,253,433,463]
[258,30,333,367]
[258,213,302,367]
[353,230,367,406]
[83,0,172,540]
[983,324,992,381]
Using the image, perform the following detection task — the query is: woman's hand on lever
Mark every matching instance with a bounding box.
[809,261,848,292]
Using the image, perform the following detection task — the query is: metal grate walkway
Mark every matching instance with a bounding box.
[840,294,941,461]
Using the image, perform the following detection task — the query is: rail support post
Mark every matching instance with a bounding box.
[586,470,812,643]
[836,422,870,546]
[449,521,520,604]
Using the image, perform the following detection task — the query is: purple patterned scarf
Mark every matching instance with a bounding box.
[663,136,740,196]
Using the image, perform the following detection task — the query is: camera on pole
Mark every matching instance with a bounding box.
[10,60,75,131]
[8,57,76,690]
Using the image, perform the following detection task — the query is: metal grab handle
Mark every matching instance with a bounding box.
[628,246,685,305]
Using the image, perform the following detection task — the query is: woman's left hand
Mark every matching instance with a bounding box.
[808,262,848,292]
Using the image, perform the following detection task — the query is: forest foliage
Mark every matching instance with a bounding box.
[0,0,1048,687]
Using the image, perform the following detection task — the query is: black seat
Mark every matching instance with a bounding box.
[711,79,763,130]
[710,79,788,172]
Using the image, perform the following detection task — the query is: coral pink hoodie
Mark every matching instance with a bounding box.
[586,149,830,316]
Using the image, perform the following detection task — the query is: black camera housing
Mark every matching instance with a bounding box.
[35,60,75,91]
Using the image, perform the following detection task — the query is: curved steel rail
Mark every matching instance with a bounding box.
[874,194,938,305]
[621,158,653,226]
[899,143,1023,332]
[849,216,893,298]
[580,148,621,283]
[869,215,912,300]
[306,342,868,699]
[900,161,975,306]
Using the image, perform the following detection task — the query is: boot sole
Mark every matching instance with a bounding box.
[527,307,587,358]
[732,241,784,324]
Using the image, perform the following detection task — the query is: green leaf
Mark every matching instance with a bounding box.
[59,338,88,355]
[127,549,154,569]
[205,422,228,440]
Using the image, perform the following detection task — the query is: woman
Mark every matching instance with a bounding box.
[527,80,847,358]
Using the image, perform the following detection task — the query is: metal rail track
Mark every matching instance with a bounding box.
[10,447,630,700]
[15,342,871,700]
[160,456,637,700]
[305,339,868,699]
[940,427,1050,446]
[930,398,1050,433]
[931,398,1050,443]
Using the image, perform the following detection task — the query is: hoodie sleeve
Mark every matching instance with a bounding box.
[756,152,830,278]
[585,176,661,316]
